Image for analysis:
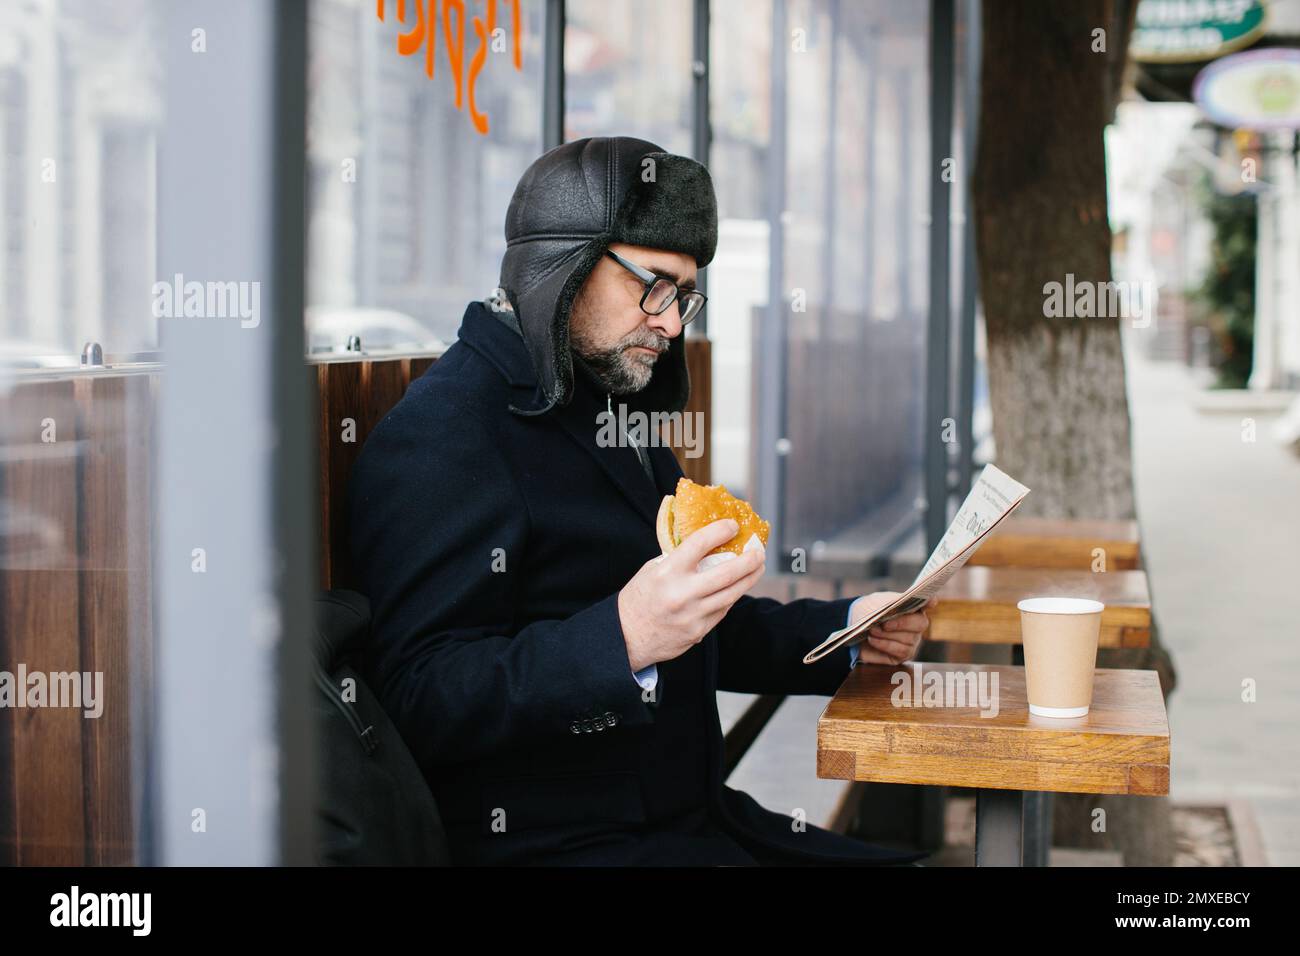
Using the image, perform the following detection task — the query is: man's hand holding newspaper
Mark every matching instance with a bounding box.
[845,591,939,665]
[803,464,1031,665]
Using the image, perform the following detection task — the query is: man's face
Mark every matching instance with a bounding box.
[568,241,697,395]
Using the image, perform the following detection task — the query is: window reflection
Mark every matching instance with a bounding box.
[711,0,930,564]
[305,0,545,352]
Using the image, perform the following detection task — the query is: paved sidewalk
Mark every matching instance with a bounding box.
[1125,341,1300,865]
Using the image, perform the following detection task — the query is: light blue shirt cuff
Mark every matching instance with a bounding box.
[633,663,659,691]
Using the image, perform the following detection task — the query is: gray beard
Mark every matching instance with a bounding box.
[575,344,655,394]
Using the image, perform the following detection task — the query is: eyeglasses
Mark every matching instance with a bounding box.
[605,250,707,325]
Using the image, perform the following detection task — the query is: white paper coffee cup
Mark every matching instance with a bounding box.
[1017,597,1104,718]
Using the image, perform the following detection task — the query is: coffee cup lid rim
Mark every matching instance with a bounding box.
[1017,597,1105,614]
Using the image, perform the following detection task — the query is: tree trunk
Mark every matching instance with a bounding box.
[972,0,1177,865]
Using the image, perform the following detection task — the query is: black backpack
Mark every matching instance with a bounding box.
[313,589,451,865]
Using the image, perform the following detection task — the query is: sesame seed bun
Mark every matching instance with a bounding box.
[656,477,771,557]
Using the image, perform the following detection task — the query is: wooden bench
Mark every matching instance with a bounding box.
[312,342,870,835]
[926,566,1152,648]
[967,516,1141,571]
[312,342,909,839]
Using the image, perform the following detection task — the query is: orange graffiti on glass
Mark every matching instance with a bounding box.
[377,0,524,135]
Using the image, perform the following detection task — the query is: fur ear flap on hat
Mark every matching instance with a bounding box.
[505,239,609,418]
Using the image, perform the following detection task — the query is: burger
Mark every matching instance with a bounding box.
[655,477,771,558]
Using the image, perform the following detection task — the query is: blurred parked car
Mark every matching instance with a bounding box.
[305,307,447,355]
[0,339,82,371]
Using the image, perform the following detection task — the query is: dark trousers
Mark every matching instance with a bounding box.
[522,806,912,867]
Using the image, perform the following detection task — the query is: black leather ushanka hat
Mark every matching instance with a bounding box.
[497,136,718,417]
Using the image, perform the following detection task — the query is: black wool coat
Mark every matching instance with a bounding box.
[346,300,922,865]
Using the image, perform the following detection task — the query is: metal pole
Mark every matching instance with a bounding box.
[758,0,790,558]
[271,0,314,867]
[862,30,878,321]
[820,0,840,341]
[975,789,1025,866]
[358,6,380,306]
[924,0,955,551]
[691,0,711,330]
[1021,792,1054,866]
[543,0,566,151]
[956,0,981,495]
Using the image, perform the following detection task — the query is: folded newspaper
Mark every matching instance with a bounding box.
[802,464,1030,664]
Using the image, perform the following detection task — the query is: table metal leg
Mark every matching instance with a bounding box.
[1039,793,1055,865]
[975,789,1024,866]
[1023,791,1052,866]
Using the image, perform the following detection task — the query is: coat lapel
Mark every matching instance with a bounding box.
[551,379,664,531]
[458,300,671,531]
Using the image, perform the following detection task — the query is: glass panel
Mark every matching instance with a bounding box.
[0,0,164,362]
[0,0,167,866]
[152,0,311,865]
[305,0,546,352]
[711,0,930,566]
[707,0,771,499]
[564,0,694,155]
[1,0,311,867]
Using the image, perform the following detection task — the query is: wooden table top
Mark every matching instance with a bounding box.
[817,663,1169,796]
[967,515,1141,570]
[928,566,1152,648]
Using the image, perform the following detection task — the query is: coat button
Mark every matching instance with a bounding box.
[569,721,582,734]
[582,719,594,733]
[604,711,619,727]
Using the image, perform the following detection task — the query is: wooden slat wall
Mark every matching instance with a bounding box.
[74,375,151,865]
[1,380,89,865]
[675,337,711,487]
[0,373,154,865]
[316,356,432,592]
[316,360,364,592]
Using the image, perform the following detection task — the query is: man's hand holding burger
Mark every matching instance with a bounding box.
[617,477,933,674]
[619,517,766,672]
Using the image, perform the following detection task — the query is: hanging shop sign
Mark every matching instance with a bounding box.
[1193,48,1300,131]
[1131,0,1267,64]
